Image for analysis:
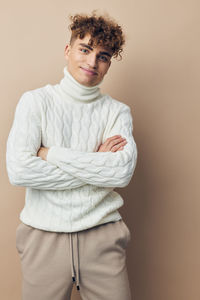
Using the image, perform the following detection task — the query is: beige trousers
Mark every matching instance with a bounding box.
[16,219,132,300]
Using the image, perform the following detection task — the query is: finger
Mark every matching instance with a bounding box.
[118,146,124,151]
[107,136,125,143]
[105,135,122,142]
[108,138,127,148]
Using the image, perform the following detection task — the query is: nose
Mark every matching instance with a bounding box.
[86,53,98,69]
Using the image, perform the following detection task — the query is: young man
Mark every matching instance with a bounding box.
[6,11,137,300]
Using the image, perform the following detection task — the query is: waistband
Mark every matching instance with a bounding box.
[69,232,80,290]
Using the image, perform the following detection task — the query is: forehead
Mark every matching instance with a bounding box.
[73,34,112,54]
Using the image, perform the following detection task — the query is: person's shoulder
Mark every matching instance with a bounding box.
[22,84,50,100]
[18,84,52,109]
[103,94,131,112]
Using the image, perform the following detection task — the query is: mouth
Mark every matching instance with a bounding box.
[80,67,98,76]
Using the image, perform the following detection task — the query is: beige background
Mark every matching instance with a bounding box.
[1,0,200,299]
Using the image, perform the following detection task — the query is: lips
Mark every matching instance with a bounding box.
[81,67,98,75]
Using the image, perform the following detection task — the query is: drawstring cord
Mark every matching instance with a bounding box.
[69,233,75,283]
[75,232,80,290]
[69,232,80,290]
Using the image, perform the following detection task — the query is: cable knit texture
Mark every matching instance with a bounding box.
[6,66,138,232]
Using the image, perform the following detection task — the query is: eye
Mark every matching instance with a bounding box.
[99,55,108,62]
[80,48,89,53]
[99,55,110,62]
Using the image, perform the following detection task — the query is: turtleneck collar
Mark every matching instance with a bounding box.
[58,65,103,103]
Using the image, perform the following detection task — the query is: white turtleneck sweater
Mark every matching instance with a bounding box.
[6,66,138,232]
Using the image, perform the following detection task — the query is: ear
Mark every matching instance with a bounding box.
[64,44,71,61]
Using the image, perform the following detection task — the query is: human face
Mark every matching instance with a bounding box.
[64,34,113,87]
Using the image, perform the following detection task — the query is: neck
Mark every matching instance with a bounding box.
[58,65,102,103]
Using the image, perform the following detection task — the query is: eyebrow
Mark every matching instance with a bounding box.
[79,43,112,57]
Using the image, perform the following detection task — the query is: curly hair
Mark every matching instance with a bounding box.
[67,10,126,61]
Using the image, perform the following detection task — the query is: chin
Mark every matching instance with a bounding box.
[79,77,97,87]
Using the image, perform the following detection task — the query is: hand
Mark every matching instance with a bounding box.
[37,146,49,160]
[97,135,127,152]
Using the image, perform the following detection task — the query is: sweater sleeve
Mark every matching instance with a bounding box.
[6,91,86,190]
[46,105,138,188]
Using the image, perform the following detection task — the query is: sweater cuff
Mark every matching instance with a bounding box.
[46,146,60,165]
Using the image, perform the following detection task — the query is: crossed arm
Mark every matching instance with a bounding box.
[37,134,128,160]
[6,92,137,190]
